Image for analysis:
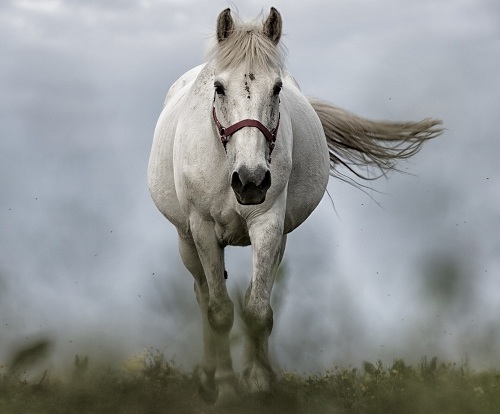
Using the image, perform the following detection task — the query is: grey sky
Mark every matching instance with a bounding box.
[1,0,499,372]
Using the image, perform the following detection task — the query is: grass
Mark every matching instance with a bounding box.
[1,348,499,414]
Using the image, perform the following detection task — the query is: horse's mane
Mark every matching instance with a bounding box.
[206,14,286,72]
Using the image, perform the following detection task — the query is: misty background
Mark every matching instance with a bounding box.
[1,0,499,373]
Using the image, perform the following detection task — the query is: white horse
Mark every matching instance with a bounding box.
[148,8,442,402]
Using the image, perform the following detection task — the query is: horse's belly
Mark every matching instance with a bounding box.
[284,123,330,232]
[284,169,328,234]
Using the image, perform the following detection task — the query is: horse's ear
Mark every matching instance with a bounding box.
[263,7,282,45]
[217,8,234,43]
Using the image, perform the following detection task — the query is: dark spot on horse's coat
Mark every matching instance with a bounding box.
[249,73,255,81]
[244,79,251,98]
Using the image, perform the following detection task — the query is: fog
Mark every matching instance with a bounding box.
[1,0,499,373]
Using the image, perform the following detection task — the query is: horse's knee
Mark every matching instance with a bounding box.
[244,301,273,336]
[208,299,234,333]
[194,281,209,305]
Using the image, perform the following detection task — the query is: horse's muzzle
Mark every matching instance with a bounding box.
[231,166,271,205]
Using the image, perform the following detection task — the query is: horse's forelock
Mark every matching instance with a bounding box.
[207,18,286,72]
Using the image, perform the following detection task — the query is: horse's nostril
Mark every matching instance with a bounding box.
[259,170,271,191]
[231,171,243,191]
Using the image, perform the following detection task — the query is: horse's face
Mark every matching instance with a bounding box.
[213,8,283,205]
[213,68,282,205]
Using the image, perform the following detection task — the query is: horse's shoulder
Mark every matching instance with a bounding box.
[164,64,207,107]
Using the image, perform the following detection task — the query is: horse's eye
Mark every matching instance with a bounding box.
[214,81,225,96]
[272,81,283,96]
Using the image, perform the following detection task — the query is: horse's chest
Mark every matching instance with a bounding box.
[214,212,250,247]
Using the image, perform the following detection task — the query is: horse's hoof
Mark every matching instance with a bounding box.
[215,382,239,406]
[194,365,218,404]
[241,364,275,394]
[199,383,218,405]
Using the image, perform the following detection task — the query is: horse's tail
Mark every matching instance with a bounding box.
[308,98,444,184]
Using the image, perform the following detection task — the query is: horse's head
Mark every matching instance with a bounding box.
[211,8,283,205]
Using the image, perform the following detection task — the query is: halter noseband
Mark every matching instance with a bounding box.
[212,94,280,162]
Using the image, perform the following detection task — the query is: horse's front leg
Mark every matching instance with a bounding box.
[242,216,287,393]
[180,214,236,403]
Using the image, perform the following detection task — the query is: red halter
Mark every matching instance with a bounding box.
[212,94,280,161]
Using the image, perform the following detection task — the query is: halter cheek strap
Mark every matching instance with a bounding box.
[212,94,280,161]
